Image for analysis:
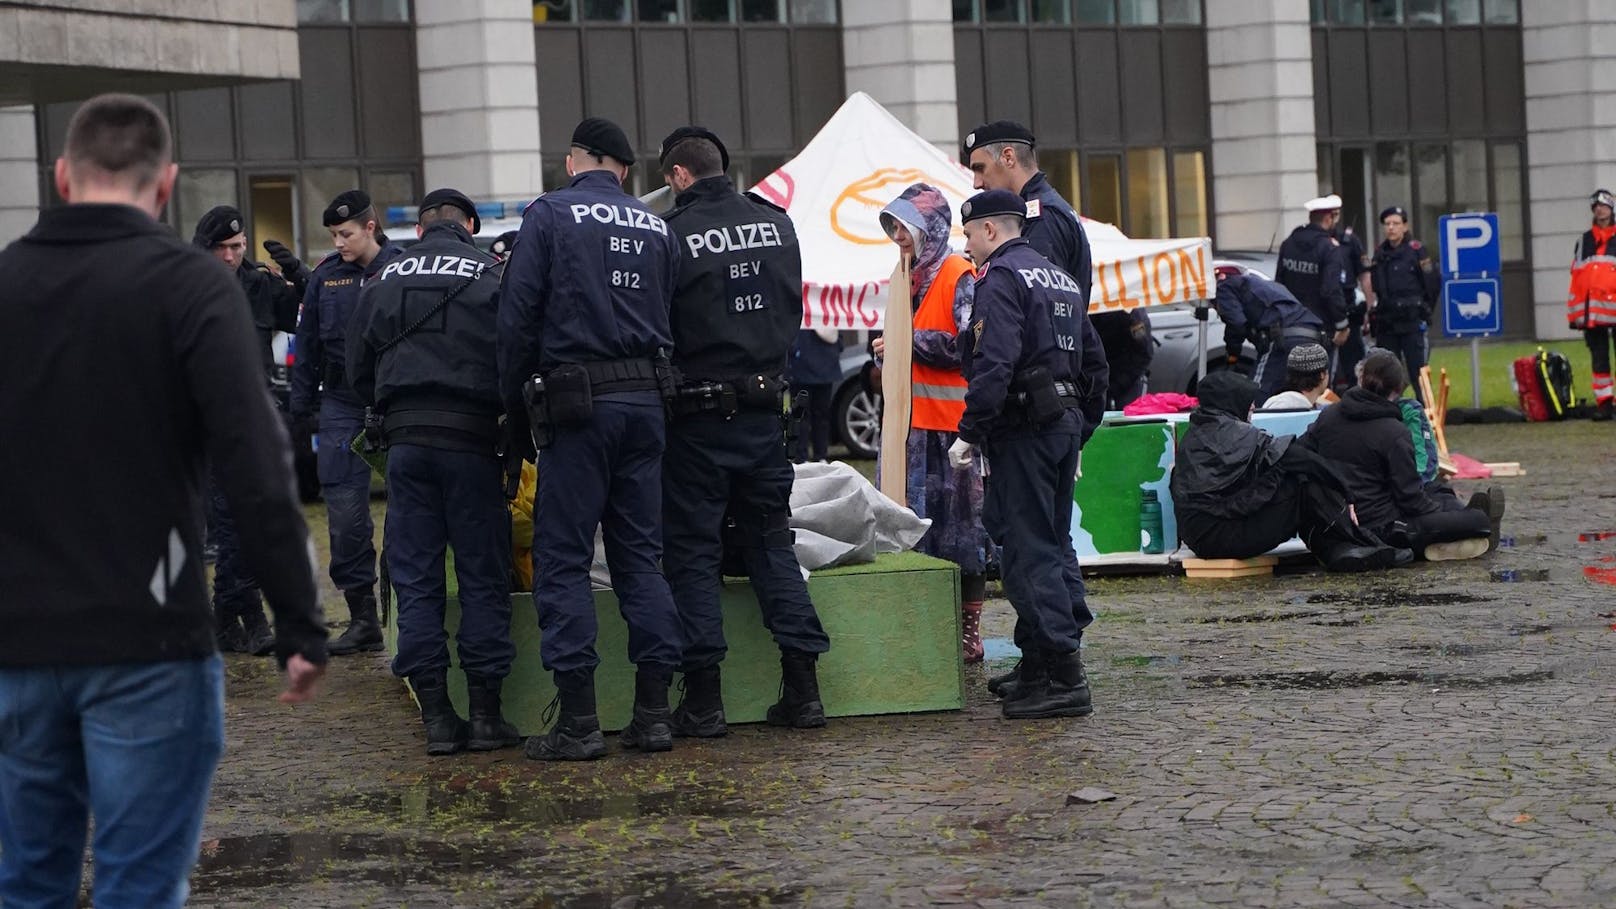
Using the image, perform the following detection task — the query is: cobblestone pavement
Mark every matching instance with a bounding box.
[190,422,1616,908]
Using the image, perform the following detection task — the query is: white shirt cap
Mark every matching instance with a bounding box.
[1304,194,1343,213]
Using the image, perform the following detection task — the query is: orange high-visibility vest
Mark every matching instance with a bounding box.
[910,255,975,432]
[1568,229,1616,328]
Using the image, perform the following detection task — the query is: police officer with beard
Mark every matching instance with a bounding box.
[1275,195,1351,364]
[655,126,831,740]
[347,188,520,757]
[192,205,300,656]
[947,190,1107,720]
[290,190,405,656]
[500,117,683,762]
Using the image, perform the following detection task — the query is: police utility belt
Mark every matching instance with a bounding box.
[670,374,787,418]
[1271,325,1328,345]
[522,355,675,450]
[1004,367,1081,425]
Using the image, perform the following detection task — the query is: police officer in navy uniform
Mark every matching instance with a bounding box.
[654,126,831,739]
[347,188,520,757]
[1332,222,1373,391]
[192,205,302,656]
[290,190,405,655]
[964,120,1151,408]
[1214,267,1327,406]
[500,117,683,762]
[1275,194,1352,367]
[1368,205,1439,402]
[948,190,1108,720]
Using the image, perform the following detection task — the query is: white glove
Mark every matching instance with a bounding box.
[1075,452,1083,481]
[948,438,975,470]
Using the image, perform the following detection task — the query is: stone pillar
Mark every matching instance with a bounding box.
[0,106,39,245]
[841,0,959,150]
[1204,0,1317,251]
[414,0,544,199]
[1522,2,1616,340]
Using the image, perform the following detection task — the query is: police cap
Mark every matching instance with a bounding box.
[963,120,1036,156]
[1593,189,1616,210]
[571,117,636,166]
[960,189,1026,225]
[658,126,729,173]
[323,189,372,227]
[192,205,244,249]
[490,230,519,258]
[419,187,480,233]
[1304,194,1342,213]
[1378,205,1409,223]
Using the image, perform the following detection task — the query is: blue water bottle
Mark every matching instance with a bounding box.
[1140,488,1165,554]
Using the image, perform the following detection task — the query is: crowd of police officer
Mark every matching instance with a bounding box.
[196,113,1118,753]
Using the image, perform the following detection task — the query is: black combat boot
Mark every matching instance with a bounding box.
[239,591,275,657]
[214,603,247,654]
[329,588,384,655]
[525,670,607,761]
[619,666,674,753]
[671,665,728,738]
[1594,399,1614,421]
[465,674,522,751]
[990,646,1046,701]
[987,659,1022,698]
[409,670,470,756]
[766,650,826,729]
[1467,485,1506,552]
[1003,648,1093,720]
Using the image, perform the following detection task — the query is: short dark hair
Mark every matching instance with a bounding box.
[419,204,472,229]
[1283,367,1328,394]
[63,94,172,188]
[983,140,1036,170]
[985,213,1024,236]
[660,137,724,179]
[1308,209,1334,226]
[1359,350,1408,397]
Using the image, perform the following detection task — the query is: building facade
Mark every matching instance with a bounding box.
[10,0,1610,338]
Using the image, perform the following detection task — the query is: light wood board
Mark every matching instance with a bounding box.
[879,254,913,504]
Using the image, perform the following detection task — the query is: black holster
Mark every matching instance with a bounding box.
[546,364,594,426]
[1014,367,1064,424]
[360,407,386,453]
[522,374,553,451]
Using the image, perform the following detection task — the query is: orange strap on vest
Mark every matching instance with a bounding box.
[910,255,975,432]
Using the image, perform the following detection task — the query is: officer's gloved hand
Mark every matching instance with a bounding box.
[948,438,975,470]
[264,239,308,289]
[1226,354,1240,367]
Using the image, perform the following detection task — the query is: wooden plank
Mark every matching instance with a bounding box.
[1185,566,1274,579]
[879,254,913,504]
[1182,556,1278,569]
[1484,461,1524,477]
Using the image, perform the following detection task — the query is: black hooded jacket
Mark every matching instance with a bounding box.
[1301,386,1440,531]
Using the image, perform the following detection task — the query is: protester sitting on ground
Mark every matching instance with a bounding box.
[1357,346,1479,517]
[1259,343,1331,411]
[1303,351,1502,560]
[1171,370,1409,572]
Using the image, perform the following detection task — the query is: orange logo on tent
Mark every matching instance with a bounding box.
[831,168,969,246]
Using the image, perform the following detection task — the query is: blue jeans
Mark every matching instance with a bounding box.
[0,656,225,909]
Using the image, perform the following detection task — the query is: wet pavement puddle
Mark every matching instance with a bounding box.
[1187,669,1554,690]
[338,784,756,828]
[1490,568,1553,582]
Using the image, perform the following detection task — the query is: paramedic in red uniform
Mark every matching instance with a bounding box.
[1568,188,1616,420]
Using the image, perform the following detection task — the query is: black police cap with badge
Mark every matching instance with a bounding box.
[962,120,1037,156]
[1378,205,1409,224]
[960,189,1028,224]
[657,125,730,172]
[192,205,244,249]
[323,190,373,227]
[419,187,481,234]
[571,117,636,166]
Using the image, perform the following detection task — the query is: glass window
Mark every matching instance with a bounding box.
[175,168,238,235]
[690,0,734,21]
[543,157,572,193]
[1310,0,1326,23]
[1492,142,1524,260]
[1044,150,1081,214]
[581,0,630,20]
[1125,147,1169,238]
[741,0,784,21]
[1160,0,1199,24]
[1085,154,1122,227]
[1451,139,1488,217]
[638,0,679,21]
[953,0,977,22]
[1172,150,1207,238]
[1330,0,1365,25]
[983,0,1024,22]
[351,0,409,21]
[1404,0,1440,23]
[1118,0,1158,25]
[299,167,359,260]
[367,171,416,234]
[1374,141,1411,222]
[1075,0,1114,23]
[1368,0,1400,24]
[297,0,347,23]
[788,0,836,22]
[534,0,576,22]
[1317,144,1333,196]
[1445,0,1480,24]
[1413,142,1447,255]
[1031,0,1071,23]
[1482,0,1516,23]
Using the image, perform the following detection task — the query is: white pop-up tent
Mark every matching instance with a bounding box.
[749,92,1214,330]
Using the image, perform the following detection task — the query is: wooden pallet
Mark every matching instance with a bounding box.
[1484,461,1525,477]
[1182,555,1278,579]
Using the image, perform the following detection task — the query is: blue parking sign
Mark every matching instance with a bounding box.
[1442,277,1501,338]
[1437,213,1500,279]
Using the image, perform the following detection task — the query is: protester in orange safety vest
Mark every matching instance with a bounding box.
[1569,188,1616,419]
[872,183,990,663]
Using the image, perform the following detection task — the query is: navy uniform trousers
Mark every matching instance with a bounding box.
[983,427,1093,654]
[317,397,377,593]
[385,443,515,680]
[662,410,830,671]
[533,393,682,674]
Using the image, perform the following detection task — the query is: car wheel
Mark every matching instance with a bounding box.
[833,381,881,460]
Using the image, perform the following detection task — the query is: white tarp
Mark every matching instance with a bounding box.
[749,92,1213,329]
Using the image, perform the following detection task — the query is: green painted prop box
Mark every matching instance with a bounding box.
[383,551,964,735]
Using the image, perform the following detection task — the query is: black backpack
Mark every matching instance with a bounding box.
[1534,349,1577,420]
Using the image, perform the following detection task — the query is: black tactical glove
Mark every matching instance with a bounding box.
[263,239,308,293]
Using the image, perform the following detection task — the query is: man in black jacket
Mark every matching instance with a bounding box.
[1171,371,1407,572]
[0,94,325,909]
[1303,351,1497,560]
[348,188,520,757]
